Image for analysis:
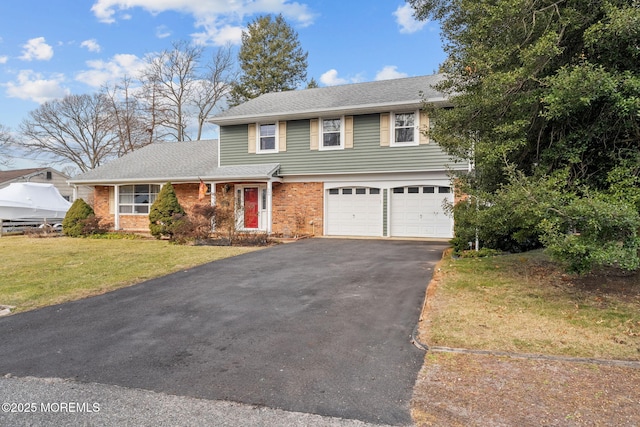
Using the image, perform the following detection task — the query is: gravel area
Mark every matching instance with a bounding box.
[0,376,393,427]
[411,352,640,426]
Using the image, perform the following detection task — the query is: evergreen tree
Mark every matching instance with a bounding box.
[409,0,640,272]
[229,14,308,105]
[62,199,95,237]
[149,182,185,239]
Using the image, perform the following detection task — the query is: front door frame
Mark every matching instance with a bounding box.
[235,184,269,231]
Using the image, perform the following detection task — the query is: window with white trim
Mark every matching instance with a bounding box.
[391,111,418,146]
[320,117,344,150]
[257,123,278,153]
[119,184,160,214]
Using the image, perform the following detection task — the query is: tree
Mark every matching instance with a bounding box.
[229,14,308,105]
[102,76,153,155]
[0,124,14,168]
[411,0,640,190]
[148,182,185,239]
[62,198,95,237]
[18,93,119,172]
[138,41,236,141]
[409,0,640,272]
[139,40,203,142]
[192,45,236,140]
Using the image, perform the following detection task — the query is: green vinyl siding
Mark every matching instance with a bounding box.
[219,114,464,175]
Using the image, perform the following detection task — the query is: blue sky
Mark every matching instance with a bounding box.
[0,0,444,168]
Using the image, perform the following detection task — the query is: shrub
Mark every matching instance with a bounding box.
[149,182,185,239]
[62,199,95,237]
[171,204,217,244]
[540,195,640,274]
[457,248,503,258]
[79,215,111,236]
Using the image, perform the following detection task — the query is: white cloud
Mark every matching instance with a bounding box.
[80,39,102,53]
[320,69,348,86]
[5,70,68,103]
[393,4,427,34]
[155,25,172,39]
[375,65,409,81]
[192,24,244,46]
[0,56,8,64]
[91,0,316,45]
[319,69,366,86]
[75,54,146,87]
[19,37,54,61]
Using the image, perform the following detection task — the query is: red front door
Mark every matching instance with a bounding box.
[243,188,259,228]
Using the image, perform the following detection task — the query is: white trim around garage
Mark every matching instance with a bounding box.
[321,173,454,239]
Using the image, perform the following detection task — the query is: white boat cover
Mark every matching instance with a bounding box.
[0,182,72,220]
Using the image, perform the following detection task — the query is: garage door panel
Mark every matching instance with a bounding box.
[327,188,382,237]
[390,186,453,238]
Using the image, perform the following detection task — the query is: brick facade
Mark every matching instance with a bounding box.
[91,183,213,233]
[271,182,323,237]
[92,186,115,229]
[90,181,324,236]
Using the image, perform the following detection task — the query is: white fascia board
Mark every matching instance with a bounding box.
[69,168,282,186]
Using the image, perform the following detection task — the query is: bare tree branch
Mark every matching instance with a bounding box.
[102,76,154,155]
[0,124,15,168]
[18,93,119,172]
[138,40,202,142]
[192,44,236,140]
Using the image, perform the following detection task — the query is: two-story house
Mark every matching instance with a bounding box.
[69,74,467,238]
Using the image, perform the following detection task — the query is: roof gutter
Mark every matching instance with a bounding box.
[68,166,283,186]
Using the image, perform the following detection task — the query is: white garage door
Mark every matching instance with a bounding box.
[326,187,382,236]
[390,186,453,238]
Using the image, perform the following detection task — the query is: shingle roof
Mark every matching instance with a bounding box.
[69,140,280,184]
[211,74,447,125]
[0,168,50,184]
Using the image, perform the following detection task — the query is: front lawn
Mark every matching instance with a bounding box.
[0,236,260,313]
[419,250,640,360]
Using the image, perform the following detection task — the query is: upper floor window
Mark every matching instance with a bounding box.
[321,117,344,150]
[257,123,278,153]
[119,184,160,214]
[391,111,418,146]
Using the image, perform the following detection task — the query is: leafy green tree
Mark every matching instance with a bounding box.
[412,0,640,191]
[63,199,95,237]
[410,0,640,272]
[149,182,185,239]
[229,14,308,105]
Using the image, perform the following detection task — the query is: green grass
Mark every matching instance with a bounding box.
[423,250,640,360]
[0,235,260,313]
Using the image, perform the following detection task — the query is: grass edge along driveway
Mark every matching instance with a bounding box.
[0,236,260,313]
[411,250,640,426]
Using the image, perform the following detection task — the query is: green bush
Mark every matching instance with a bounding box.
[457,248,503,258]
[148,182,185,239]
[454,168,640,274]
[540,195,640,274]
[62,199,95,237]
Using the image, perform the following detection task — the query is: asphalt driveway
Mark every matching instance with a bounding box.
[0,238,446,425]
